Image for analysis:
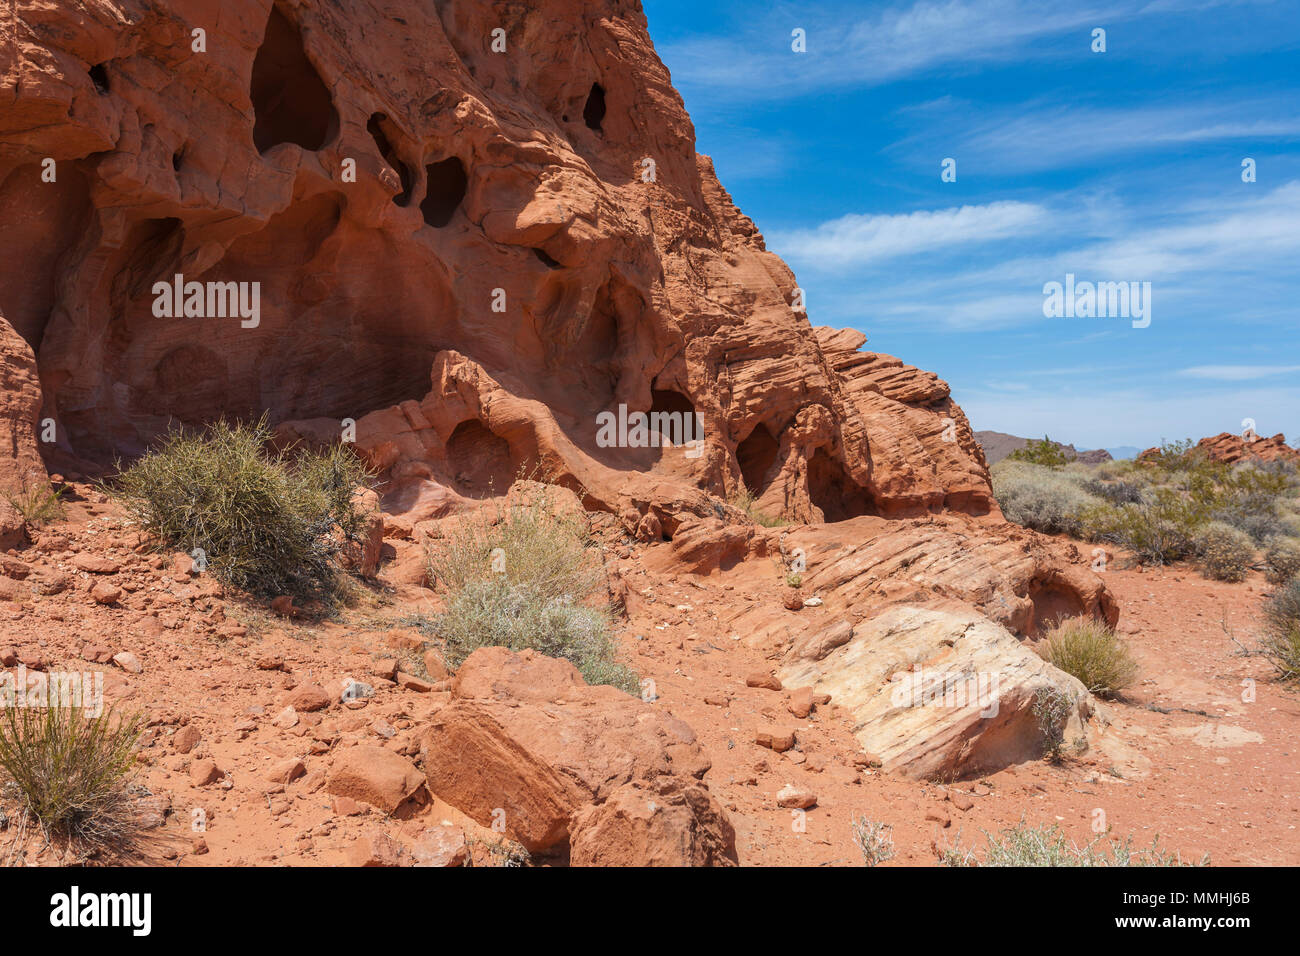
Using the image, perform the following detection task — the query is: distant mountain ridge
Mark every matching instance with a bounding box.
[975,430,1117,466]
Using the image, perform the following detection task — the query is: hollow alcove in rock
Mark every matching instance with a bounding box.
[421,156,467,227]
[89,63,110,94]
[737,423,779,494]
[1027,583,1087,638]
[650,388,700,448]
[583,83,606,132]
[0,162,92,349]
[250,6,337,153]
[367,113,413,205]
[446,420,515,497]
[808,447,878,522]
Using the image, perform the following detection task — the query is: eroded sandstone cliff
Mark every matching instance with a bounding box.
[1,1,1116,784]
[1,0,990,530]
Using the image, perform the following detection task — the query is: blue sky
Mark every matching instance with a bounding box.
[641,0,1300,451]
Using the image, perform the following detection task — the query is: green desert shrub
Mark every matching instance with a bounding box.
[1193,521,1255,582]
[1261,579,1300,682]
[426,484,638,693]
[109,418,369,602]
[991,461,1101,536]
[1080,487,1204,565]
[1143,438,1201,473]
[1040,618,1138,698]
[0,703,142,848]
[1007,436,1070,468]
[1264,537,1300,584]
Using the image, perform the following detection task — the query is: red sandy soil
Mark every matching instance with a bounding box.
[1,486,1296,866]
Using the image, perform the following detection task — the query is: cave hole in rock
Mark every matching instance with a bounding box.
[89,63,110,94]
[737,423,780,494]
[808,447,879,522]
[421,156,467,228]
[649,388,699,448]
[446,420,515,497]
[172,148,184,172]
[250,6,338,153]
[583,83,606,132]
[533,247,562,269]
[367,113,413,206]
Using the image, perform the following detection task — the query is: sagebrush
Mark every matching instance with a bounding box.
[426,483,638,693]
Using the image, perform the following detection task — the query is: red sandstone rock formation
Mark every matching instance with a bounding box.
[1,0,990,531]
[1138,432,1297,465]
[0,0,1117,793]
[1196,432,1298,465]
[423,647,734,861]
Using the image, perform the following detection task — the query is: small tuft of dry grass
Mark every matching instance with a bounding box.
[729,488,785,527]
[1039,618,1139,699]
[850,816,896,866]
[2,477,64,528]
[0,702,143,852]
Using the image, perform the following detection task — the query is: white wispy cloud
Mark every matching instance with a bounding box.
[768,200,1048,266]
[776,180,1300,331]
[895,99,1300,172]
[659,0,1110,96]
[1179,364,1300,380]
[657,0,1263,99]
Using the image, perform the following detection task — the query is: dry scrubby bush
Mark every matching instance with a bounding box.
[940,819,1206,867]
[426,484,639,693]
[0,703,142,849]
[850,816,896,866]
[1031,685,1076,762]
[1264,537,1300,584]
[1039,618,1138,699]
[993,442,1298,577]
[108,418,370,603]
[1261,579,1300,682]
[1194,521,1255,582]
[990,461,1097,536]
